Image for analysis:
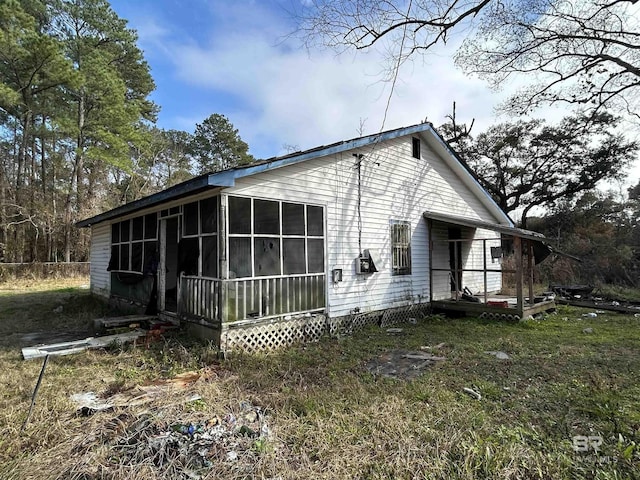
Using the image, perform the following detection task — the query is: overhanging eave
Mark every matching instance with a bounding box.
[76,173,231,228]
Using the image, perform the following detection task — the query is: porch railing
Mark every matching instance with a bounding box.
[179,276,220,321]
[179,273,326,323]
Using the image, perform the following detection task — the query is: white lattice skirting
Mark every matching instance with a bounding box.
[220,303,431,353]
[221,314,328,353]
[328,303,431,335]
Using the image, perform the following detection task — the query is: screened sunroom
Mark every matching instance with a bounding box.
[104,192,326,326]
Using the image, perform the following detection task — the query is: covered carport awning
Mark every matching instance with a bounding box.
[422,211,553,263]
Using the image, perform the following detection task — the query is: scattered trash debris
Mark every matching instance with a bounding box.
[463,387,482,400]
[53,305,64,313]
[365,349,445,380]
[583,328,594,334]
[385,328,404,335]
[77,401,271,474]
[420,342,445,351]
[401,352,446,361]
[70,369,215,415]
[635,313,640,318]
[408,317,417,324]
[582,312,598,318]
[485,351,510,360]
[71,392,115,415]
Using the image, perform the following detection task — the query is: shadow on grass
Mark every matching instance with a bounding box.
[0,287,113,349]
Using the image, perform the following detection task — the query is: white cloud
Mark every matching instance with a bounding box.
[136,2,517,157]
[120,0,639,186]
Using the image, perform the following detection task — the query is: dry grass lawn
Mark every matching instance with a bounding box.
[1,279,639,479]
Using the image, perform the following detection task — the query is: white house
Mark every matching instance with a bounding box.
[77,123,554,351]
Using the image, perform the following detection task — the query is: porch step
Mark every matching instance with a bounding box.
[94,315,179,335]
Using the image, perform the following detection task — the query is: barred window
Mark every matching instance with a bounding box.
[391,221,411,275]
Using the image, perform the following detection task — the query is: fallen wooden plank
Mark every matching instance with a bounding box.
[401,353,446,361]
[22,330,146,360]
[556,298,640,314]
[98,315,158,329]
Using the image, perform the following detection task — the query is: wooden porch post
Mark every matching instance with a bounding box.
[428,219,433,302]
[483,238,488,304]
[527,240,535,307]
[514,236,524,318]
[218,194,228,323]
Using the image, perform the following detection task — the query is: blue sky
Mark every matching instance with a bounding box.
[107,0,638,190]
[108,0,521,160]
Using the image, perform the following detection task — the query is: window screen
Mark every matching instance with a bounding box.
[111,214,157,274]
[229,196,251,234]
[144,213,157,239]
[229,237,252,278]
[307,239,324,273]
[108,245,119,271]
[178,237,199,276]
[254,237,281,276]
[202,236,217,278]
[283,203,305,235]
[200,197,217,234]
[283,238,305,274]
[307,206,323,236]
[120,244,130,271]
[183,201,199,236]
[111,223,120,243]
[143,241,158,275]
[227,197,325,278]
[132,216,144,241]
[131,242,143,272]
[120,220,130,243]
[254,199,280,234]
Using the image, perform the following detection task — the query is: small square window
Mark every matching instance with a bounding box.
[412,137,421,159]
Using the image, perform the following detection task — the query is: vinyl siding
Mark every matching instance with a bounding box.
[226,134,501,317]
[90,223,111,298]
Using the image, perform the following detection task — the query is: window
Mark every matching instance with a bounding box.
[183,201,199,236]
[181,196,219,278]
[412,137,421,159]
[391,221,411,275]
[228,196,325,278]
[109,213,158,274]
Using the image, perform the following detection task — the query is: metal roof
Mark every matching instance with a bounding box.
[422,211,546,242]
[422,210,554,263]
[77,122,509,227]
